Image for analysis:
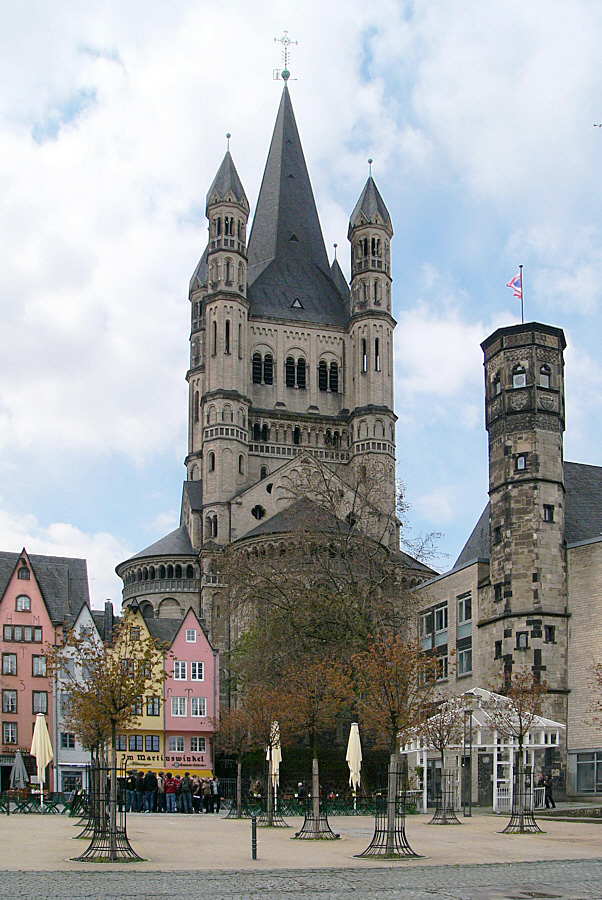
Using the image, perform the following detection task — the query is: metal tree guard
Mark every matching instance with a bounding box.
[293,793,340,840]
[71,762,143,862]
[356,755,421,859]
[501,763,543,834]
[428,768,461,825]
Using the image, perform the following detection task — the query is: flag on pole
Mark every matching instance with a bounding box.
[506,271,522,300]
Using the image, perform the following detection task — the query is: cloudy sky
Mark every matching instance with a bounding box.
[1,0,602,607]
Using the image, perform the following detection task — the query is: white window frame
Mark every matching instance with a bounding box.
[3,690,17,713]
[171,697,187,717]
[15,595,31,612]
[173,661,187,680]
[2,653,16,675]
[32,655,47,677]
[185,629,196,643]
[190,736,206,753]
[190,697,207,717]
[33,691,47,714]
[168,735,184,752]
[457,594,472,624]
[458,647,472,676]
[191,662,204,681]
[3,722,17,744]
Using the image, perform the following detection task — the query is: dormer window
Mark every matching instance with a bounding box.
[512,365,527,388]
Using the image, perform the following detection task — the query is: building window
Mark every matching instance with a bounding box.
[293,426,301,445]
[18,566,30,579]
[494,525,502,545]
[2,654,16,675]
[296,358,306,389]
[32,656,46,677]
[420,612,433,650]
[129,735,143,751]
[145,735,160,752]
[208,452,215,473]
[15,595,30,612]
[544,625,556,644]
[171,697,187,717]
[375,338,381,372]
[539,365,551,388]
[362,339,368,373]
[146,697,161,716]
[115,734,127,751]
[458,648,472,676]
[191,662,204,681]
[186,629,197,643]
[174,661,186,680]
[494,640,502,659]
[3,690,17,713]
[239,454,244,475]
[251,505,266,520]
[515,454,527,471]
[457,593,472,624]
[263,354,274,385]
[434,604,448,645]
[132,700,143,716]
[191,697,207,717]
[3,723,17,744]
[516,632,529,650]
[437,655,449,681]
[3,625,42,643]
[512,365,527,388]
[543,505,555,522]
[61,733,76,749]
[33,691,47,714]
[493,373,501,395]
[318,360,328,391]
[261,423,269,442]
[285,357,295,387]
[260,466,268,480]
[191,737,206,753]
[224,320,230,354]
[168,736,184,752]
[329,361,339,393]
[494,583,503,603]
[211,320,217,355]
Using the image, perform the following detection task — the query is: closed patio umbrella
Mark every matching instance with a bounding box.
[30,714,53,808]
[266,721,282,807]
[346,722,362,810]
[9,749,29,790]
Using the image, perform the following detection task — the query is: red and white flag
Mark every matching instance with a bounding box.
[506,271,522,300]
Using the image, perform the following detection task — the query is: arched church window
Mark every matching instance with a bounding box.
[213,216,221,237]
[329,362,339,393]
[167,565,174,579]
[208,452,215,472]
[225,319,231,353]
[260,466,268,480]
[373,280,381,304]
[251,505,266,520]
[186,565,194,579]
[512,364,527,389]
[238,322,243,359]
[253,423,261,442]
[212,321,217,356]
[222,405,233,423]
[539,365,551,389]
[239,454,244,475]
[149,567,155,579]
[293,426,301,445]
[263,354,273,385]
[493,372,501,395]
[238,262,244,288]
[325,429,332,445]
[360,238,368,257]
[194,391,199,423]
[159,565,166,579]
[252,353,262,383]
[285,357,295,388]
[333,431,340,448]
[296,358,306,389]
[318,360,328,391]
[363,282,369,302]
[371,237,381,257]
[375,338,381,372]
[175,565,182,579]
[261,424,269,443]
[362,339,368,373]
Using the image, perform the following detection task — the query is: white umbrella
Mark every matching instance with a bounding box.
[346,722,362,809]
[9,749,29,790]
[31,713,53,808]
[266,721,282,808]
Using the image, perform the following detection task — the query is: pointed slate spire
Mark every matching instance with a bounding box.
[349,176,392,233]
[205,150,248,212]
[330,257,349,298]
[247,85,330,282]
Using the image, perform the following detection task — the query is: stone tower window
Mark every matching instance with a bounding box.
[238,454,244,475]
[543,504,555,522]
[329,362,339,392]
[251,505,266,520]
[285,357,295,387]
[512,364,526,388]
[212,321,217,356]
[362,339,368,373]
[318,360,328,391]
[539,365,551,388]
[222,405,233,423]
[293,426,301,445]
[375,338,381,372]
[263,354,273,385]
[296,358,306,389]
[194,391,199,423]
[515,454,527,471]
[208,452,215,472]
[253,423,261,442]
[371,237,381,257]
[252,353,262,383]
[260,466,268,480]
[225,320,231,353]
[493,373,501,395]
[261,424,269,442]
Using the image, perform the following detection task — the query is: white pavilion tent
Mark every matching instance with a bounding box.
[402,687,565,813]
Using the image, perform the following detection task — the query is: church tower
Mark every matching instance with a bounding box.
[347,174,397,518]
[481,322,568,720]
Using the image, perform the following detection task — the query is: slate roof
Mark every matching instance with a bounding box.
[189,245,208,293]
[206,151,248,209]
[246,85,348,327]
[145,617,183,645]
[125,525,195,563]
[453,461,602,569]
[0,551,90,626]
[183,479,204,512]
[349,176,392,230]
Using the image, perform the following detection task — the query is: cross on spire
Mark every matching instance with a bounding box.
[274,30,298,82]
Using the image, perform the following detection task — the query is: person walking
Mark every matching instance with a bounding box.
[211,776,221,813]
[544,773,556,809]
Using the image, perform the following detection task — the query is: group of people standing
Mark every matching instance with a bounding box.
[125,770,221,814]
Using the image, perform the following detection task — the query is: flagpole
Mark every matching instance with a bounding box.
[519,265,524,323]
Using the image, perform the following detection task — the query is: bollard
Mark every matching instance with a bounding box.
[251,815,257,859]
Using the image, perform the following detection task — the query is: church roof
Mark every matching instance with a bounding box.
[453,461,602,569]
[183,480,204,511]
[330,257,350,299]
[0,551,90,625]
[206,150,248,210]
[189,245,208,293]
[246,85,348,326]
[126,525,195,562]
[349,176,392,231]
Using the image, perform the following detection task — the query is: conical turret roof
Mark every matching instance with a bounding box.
[206,150,248,211]
[349,176,392,232]
[246,86,347,326]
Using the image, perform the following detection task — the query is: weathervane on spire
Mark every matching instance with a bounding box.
[273,30,298,82]
[368,158,373,176]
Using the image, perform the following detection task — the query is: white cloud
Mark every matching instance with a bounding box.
[0,509,130,610]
